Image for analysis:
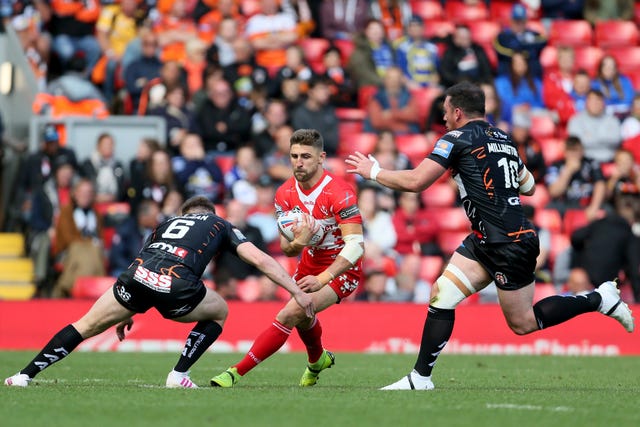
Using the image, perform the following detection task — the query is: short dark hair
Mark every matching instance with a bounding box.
[180,196,216,215]
[290,128,324,151]
[565,135,583,148]
[444,82,485,118]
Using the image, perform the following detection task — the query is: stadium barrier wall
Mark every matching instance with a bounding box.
[1,301,638,355]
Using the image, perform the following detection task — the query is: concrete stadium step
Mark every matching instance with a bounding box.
[0,258,34,282]
[0,282,35,300]
[0,233,25,257]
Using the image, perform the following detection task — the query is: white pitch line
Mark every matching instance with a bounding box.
[486,403,573,412]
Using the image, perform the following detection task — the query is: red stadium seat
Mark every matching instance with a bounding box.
[421,183,458,208]
[214,155,235,175]
[102,226,116,251]
[622,135,640,163]
[594,20,639,48]
[548,20,593,47]
[358,85,378,110]
[432,207,470,231]
[534,208,562,233]
[533,283,556,303]
[529,114,557,140]
[395,133,432,166]
[467,20,501,46]
[299,38,330,74]
[437,230,469,256]
[410,86,442,129]
[563,209,589,236]
[574,46,605,77]
[422,19,455,40]
[636,3,640,25]
[605,46,640,75]
[490,1,540,26]
[600,162,616,178]
[71,276,115,300]
[411,1,444,21]
[338,132,377,157]
[338,120,364,140]
[444,1,489,24]
[333,39,355,64]
[540,45,558,72]
[419,255,445,284]
[538,137,565,165]
[236,277,262,302]
[520,183,551,209]
[335,107,366,121]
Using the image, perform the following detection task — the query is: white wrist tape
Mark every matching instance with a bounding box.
[338,234,364,264]
[518,167,535,194]
[368,154,381,182]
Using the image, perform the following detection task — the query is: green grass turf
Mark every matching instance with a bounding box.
[1,352,639,427]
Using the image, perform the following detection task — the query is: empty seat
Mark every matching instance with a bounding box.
[422,19,455,40]
[622,135,640,163]
[520,183,551,209]
[467,20,501,46]
[338,132,377,157]
[549,20,593,47]
[437,230,469,256]
[71,276,115,300]
[299,38,330,74]
[410,86,442,129]
[563,209,589,236]
[357,85,378,110]
[411,0,444,21]
[421,183,458,208]
[529,114,557,140]
[594,20,639,48]
[573,46,605,77]
[534,208,562,233]
[538,137,565,165]
[419,255,445,284]
[395,133,432,166]
[432,207,470,231]
[605,46,640,75]
[333,39,355,63]
[444,1,489,23]
[214,155,235,175]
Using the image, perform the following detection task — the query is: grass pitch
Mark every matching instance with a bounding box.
[1,352,639,427]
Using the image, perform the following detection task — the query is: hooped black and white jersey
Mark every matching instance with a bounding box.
[428,120,536,244]
[132,213,248,282]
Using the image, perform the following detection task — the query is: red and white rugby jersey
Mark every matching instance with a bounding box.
[275,170,362,275]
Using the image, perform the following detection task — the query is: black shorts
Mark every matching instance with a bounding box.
[456,233,539,291]
[113,267,207,319]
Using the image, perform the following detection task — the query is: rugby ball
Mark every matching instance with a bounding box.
[277,211,324,245]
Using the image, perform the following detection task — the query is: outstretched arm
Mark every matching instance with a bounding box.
[345,152,446,192]
[236,242,314,317]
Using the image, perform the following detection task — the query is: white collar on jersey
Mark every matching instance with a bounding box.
[294,174,333,214]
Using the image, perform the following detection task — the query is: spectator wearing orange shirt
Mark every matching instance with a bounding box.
[154,0,199,64]
[46,0,102,73]
[244,0,299,72]
[198,0,245,45]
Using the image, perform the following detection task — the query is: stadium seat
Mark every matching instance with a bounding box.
[636,2,640,25]
[540,45,558,72]
[538,137,565,165]
[422,19,455,40]
[421,182,458,208]
[338,120,364,141]
[71,276,115,300]
[410,86,442,129]
[395,133,432,166]
[489,1,516,26]
[533,283,556,303]
[333,39,355,63]
[236,277,262,302]
[548,20,593,47]
[594,20,639,48]
[358,85,378,110]
[214,204,226,219]
[338,132,377,157]
[574,46,606,77]
[622,135,640,163]
[335,107,366,121]
[299,38,330,74]
[600,162,615,178]
[467,20,501,46]
[605,46,640,75]
[214,155,235,175]
[520,183,551,209]
[437,230,469,256]
[102,226,116,251]
[529,114,556,140]
[432,207,470,231]
[410,1,444,21]
[419,255,445,284]
[534,208,562,234]
[444,1,489,23]
[562,209,589,236]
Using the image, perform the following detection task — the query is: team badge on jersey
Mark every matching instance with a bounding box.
[432,140,454,158]
[494,272,508,286]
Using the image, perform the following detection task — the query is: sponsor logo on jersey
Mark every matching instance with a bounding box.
[495,272,508,286]
[339,204,360,219]
[116,284,131,302]
[432,140,454,158]
[232,228,247,240]
[133,265,172,293]
[446,130,463,138]
[148,242,188,258]
[485,128,509,140]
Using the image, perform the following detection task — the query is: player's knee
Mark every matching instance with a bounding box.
[275,306,305,328]
[505,315,537,335]
[429,265,475,310]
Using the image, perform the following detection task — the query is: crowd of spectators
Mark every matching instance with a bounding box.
[1,0,640,303]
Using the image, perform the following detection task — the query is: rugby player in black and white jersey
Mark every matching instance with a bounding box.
[346,81,634,391]
[5,196,313,388]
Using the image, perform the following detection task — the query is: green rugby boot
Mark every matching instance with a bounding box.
[210,367,240,388]
[299,350,335,387]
